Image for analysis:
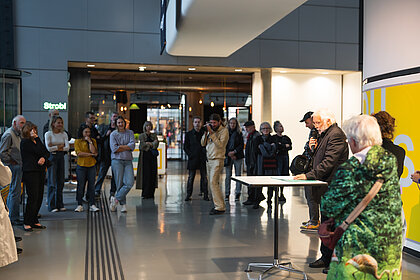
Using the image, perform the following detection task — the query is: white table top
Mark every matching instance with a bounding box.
[231,176,328,187]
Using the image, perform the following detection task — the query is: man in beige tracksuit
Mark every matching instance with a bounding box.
[201,114,229,215]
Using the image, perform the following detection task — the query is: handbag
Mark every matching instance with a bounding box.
[318,176,384,250]
[289,154,310,175]
[151,149,159,157]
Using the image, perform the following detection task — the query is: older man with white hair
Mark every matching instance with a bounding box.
[0,115,26,225]
[294,109,348,273]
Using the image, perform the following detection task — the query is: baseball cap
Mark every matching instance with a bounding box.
[299,111,313,122]
[244,120,255,127]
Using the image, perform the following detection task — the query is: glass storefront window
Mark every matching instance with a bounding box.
[0,77,21,134]
[147,108,183,159]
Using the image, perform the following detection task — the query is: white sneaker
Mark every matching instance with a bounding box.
[74,205,84,212]
[59,207,67,211]
[110,196,117,212]
[51,208,59,212]
[89,205,99,212]
[121,205,127,213]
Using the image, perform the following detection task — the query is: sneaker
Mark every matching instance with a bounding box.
[302,220,310,225]
[300,221,320,231]
[110,196,117,212]
[109,195,115,203]
[51,208,59,212]
[90,205,99,212]
[59,207,67,211]
[121,205,127,213]
[74,205,84,212]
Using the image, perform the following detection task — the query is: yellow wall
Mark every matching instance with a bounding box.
[364,83,420,243]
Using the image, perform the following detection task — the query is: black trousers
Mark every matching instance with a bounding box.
[186,165,208,197]
[23,171,45,226]
[320,213,333,266]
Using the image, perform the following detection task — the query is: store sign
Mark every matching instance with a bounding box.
[43,102,67,110]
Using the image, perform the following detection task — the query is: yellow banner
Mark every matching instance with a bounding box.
[364,83,420,243]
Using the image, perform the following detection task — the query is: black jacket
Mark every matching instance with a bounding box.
[98,124,116,163]
[184,128,206,170]
[382,138,405,178]
[256,134,277,176]
[245,130,261,175]
[305,123,349,203]
[225,129,244,164]
[272,134,292,156]
[20,137,50,172]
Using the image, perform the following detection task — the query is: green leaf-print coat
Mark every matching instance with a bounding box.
[321,145,402,280]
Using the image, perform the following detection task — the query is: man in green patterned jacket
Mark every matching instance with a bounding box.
[322,114,402,280]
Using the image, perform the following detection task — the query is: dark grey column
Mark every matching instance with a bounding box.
[68,70,91,137]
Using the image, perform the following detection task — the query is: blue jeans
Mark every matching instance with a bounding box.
[224,158,243,196]
[76,165,96,206]
[47,152,65,211]
[111,159,134,205]
[6,164,23,222]
[94,160,116,196]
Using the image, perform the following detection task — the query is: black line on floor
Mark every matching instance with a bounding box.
[85,204,89,280]
[85,193,125,280]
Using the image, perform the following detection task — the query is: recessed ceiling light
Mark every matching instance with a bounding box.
[87,64,95,67]
[188,67,196,71]
[321,72,329,75]
[234,69,242,72]
[279,71,287,73]
[139,66,146,71]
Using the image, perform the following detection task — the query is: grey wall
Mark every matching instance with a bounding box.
[14,0,359,129]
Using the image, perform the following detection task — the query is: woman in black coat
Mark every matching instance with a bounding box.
[254,122,277,209]
[372,111,405,178]
[272,121,292,202]
[20,121,49,232]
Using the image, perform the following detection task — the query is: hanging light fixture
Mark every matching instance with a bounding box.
[188,106,192,112]
[210,101,215,107]
[199,98,203,104]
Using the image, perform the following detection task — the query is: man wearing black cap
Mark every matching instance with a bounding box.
[299,111,320,231]
[242,120,261,205]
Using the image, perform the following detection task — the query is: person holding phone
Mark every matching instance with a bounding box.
[20,122,49,231]
[74,125,99,212]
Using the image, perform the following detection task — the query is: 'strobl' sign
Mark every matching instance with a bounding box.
[43,102,67,110]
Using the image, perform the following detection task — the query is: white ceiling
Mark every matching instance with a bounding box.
[166,0,307,57]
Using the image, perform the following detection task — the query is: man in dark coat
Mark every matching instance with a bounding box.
[94,112,118,197]
[184,116,209,201]
[242,120,261,205]
[294,109,349,273]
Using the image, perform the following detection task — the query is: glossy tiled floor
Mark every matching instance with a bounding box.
[1,161,419,280]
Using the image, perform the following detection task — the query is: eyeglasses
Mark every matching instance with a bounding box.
[261,127,270,130]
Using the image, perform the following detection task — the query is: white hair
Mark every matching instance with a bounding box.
[260,122,273,133]
[342,115,382,149]
[12,115,25,125]
[313,109,336,124]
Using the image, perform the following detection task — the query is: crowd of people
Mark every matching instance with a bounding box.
[0,108,413,278]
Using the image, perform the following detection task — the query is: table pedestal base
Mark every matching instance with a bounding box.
[245,259,308,280]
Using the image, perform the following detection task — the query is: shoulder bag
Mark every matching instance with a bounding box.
[318,176,384,250]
